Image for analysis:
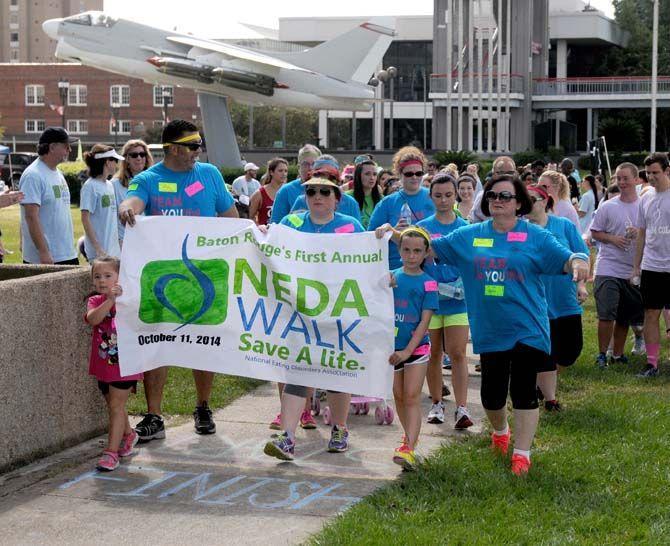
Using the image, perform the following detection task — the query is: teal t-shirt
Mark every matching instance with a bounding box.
[392,268,439,351]
[279,211,364,234]
[270,178,303,223]
[290,192,362,223]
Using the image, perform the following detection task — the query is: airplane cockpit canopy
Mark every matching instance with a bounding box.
[65,12,117,28]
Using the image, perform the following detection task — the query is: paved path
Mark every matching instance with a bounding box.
[0,360,483,546]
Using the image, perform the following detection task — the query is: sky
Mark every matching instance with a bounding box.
[103,0,615,38]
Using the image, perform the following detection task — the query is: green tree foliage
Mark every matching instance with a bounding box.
[229,103,318,148]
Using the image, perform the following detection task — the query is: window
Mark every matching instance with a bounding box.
[10,13,18,26]
[153,85,174,107]
[152,120,165,129]
[25,120,46,133]
[10,32,19,45]
[67,120,88,135]
[110,84,130,106]
[10,0,18,10]
[25,84,45,106]
[68,85,87,106]
[109,120,131,135]
[10,49,19,62]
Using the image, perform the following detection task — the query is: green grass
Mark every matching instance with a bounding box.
[311,301,670,545]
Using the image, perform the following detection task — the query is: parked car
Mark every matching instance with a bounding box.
[1,152,38,189]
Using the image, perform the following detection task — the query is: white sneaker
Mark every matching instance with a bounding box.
[427,401,445,424]
[632,336,646,356]
[454,406,474,430]
[606,347,613,359]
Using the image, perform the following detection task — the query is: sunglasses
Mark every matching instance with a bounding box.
[485,190,517,202]
[531,195,545,202]
[127,152,147,159]
[402,171,424,178]
[171,142,203,151]
[305,187,334,197]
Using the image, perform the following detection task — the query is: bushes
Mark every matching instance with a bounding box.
[512,150,545,167]
[59,161,87,205]
[220,165,300,185]
[431,150,477,171]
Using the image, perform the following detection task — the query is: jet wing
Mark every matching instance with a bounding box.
[166,35,313,73]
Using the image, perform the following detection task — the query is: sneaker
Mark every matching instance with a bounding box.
[269,413,282,430]
[511,454,531,476]
[491,429,511,456]
[427,401,445,424]
[637,364,659,378]
[118,430,138,457]
[474,362,482,373]
[442,354,452,370]
[442,383,451,398]
[544,400,562,412]
[327,425,349,453]
[193,402,216,435]
[632,336,647,356]
[135,413,165,442]
[595,353,608,370]
[610,355,629,365]
[263,431,295,461]
[96,450,119,472]
[300,409,317,429]
[606,346,613,359]
[454,406,474,430]
[392,443,417,471]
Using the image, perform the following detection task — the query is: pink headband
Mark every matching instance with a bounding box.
[399,159,423,171]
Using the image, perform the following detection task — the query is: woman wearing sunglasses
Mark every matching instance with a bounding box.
[112,139,153,245]
[526,185,589,412]
[264,177,365,462]
[369,146,435,269]
[428,174,589,475]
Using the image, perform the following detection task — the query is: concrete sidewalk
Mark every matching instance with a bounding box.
[0,362,484,546]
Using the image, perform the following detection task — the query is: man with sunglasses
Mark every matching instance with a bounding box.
[467,156,517,224]
[119,119,238,442]
[269,144,321,223]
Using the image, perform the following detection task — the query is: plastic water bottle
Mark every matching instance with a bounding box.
[399,203,412,225]
[0,180,5,193]
[438,278,465,300]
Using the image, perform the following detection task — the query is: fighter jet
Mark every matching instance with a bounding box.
[42,11,394,165]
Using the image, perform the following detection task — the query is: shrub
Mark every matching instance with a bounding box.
[547,146,565,163]
[431,150,477,171]
[220,165,299,185]
[59,161,87,205]
[512,150,545,167]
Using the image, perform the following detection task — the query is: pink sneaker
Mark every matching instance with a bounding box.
[118,430,138,457]
[269,413,282,430]
[96,450,119,472]
[300,409,317,429]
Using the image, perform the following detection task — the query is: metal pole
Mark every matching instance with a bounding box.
[477,0,484,152]
[496,0,503,152]
[281,110,286,147]
[248,105,254,149]
[487,26,494,153]
[380,82,385,150]
[423,70,427,149]
[651,0,658,153]
[389,78,394,149]
[446,0,453,150]
[457,0,464,151]
[505,0,511,151]
[352,110,357,150]
[468,0,474,151]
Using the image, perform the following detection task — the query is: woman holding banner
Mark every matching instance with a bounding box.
[263,177,365,461]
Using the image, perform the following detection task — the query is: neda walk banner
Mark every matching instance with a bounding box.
[116,216,395,398]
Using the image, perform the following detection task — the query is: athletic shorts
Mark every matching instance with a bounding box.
[429,312,469,330]
[640,270,670,310]
[394,346,430,372]
[97,380,137,395]
[549,314,583,367]
[593,275,644,326]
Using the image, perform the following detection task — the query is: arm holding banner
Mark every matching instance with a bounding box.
[389,309,433,365]
[118,196,146,227]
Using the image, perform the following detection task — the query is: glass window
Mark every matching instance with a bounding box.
[381,41,432,102]
[67,120,88,135]
[10,32,19,43]
[153,85,174,107]
[68,85,87,106]
[25,84,45,106]
[109,120,131,135]
[25,120,46,133]
[64,13,91,25]
[110,85,130,106]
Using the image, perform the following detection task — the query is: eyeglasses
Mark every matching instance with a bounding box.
[305,187,334,197]
[531,195,545,202]
[402,171,424,178]
[170,141,203,151]
[494,170,517,176]
[485,190,517,202]
[127,152,147,159]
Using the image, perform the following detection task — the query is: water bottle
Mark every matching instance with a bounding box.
[0,180,5,193]
[399,202,412,225]
[438,278,465,300]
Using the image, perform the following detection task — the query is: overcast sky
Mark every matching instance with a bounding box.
[103,0,615,38]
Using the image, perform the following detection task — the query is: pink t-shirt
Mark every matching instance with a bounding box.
[551,199,580,230]
[635,188,670,273]
[86,295,143,383]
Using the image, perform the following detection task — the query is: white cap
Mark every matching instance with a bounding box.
[244,162,259,172]
[94,149,125,161]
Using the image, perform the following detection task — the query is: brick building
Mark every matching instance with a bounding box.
[0,63,200,149]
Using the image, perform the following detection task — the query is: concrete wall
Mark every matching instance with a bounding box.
[0,265,106,473]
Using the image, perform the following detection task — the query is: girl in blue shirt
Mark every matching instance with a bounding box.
[390,227,438,470]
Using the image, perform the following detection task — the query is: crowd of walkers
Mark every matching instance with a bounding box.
[6,122,669,475]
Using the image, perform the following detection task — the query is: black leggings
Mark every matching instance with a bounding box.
[480,343,549,410]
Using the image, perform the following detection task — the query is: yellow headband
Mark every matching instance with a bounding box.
[400,226,432,245]
[163,132,202,147]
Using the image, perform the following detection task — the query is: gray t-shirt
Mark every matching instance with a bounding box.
[552,198,580,231]
[19,158,76,263]
[232,176,260,198]
[112,177,128,242]
[80,177,121,261]
[636,188,670,273]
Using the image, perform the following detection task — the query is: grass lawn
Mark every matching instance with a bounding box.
[312,300,670,545]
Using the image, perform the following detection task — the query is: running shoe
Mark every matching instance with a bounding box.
[632,336,647,356]
[327,425,349,452]
[454,406,474,429]
[392,443,417,471]
[193,402,216,435]
[442,383,451,397]
[263,431,295,461]
[595,352,608,370]
[544,400,562,412]
[96,450,119,472]
[300,409,317,429]
[637,364,659,378]
[442,354,452,370]
[491,429,511,456]
[269,413,282,430]
[118,430,138,457]
[474,362,481,373]
[135,413,165,442]
[606,347,613,359]
[427,401,445,424]
[610,355,629,365]
[511,454,531,476]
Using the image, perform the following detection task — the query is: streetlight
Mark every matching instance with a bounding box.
[369,66,398,150]
[57,78,69,128]
[650,0,658,153]
[111,102,120,147]
[162,88,171,126]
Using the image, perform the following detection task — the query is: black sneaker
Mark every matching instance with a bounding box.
[610,355,629,365]
[637,364,659,378]
[595,352,608,370]
[544,400,562,412]
[135,413,165,442]
[194,402,216,434]
[442,382,451,398]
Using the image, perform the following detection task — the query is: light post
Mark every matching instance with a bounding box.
[162,88,171,126]
[57,78,69,128]
[111,102,120,147]
[650,0,658,152]
[369,66,398,150]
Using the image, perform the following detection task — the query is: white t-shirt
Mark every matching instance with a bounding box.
[636,188,670,273]
[578,189,601,234]
[19,158,76,263]
[232,176,260,198]
[80,177,121,260]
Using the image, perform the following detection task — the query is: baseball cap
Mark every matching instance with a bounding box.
[244,162,259,172]
[38,127,78,145]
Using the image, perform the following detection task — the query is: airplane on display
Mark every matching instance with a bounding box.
[42,12,395,166]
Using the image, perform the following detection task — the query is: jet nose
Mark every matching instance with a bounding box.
[42,18,61,40]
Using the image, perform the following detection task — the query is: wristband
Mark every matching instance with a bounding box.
[569,252,589,265]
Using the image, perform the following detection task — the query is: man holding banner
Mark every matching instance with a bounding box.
[118,119,238,441]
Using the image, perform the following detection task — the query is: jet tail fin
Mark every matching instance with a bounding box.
[282,18,395,83]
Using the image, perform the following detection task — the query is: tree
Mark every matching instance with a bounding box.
[230,103,318,149]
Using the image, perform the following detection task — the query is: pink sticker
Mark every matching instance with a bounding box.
[424,280,438,292]
[431,233,441,240]
[412,344,431,356]
[185,181,204,197]
[334,223,355,234]
[507,231,528,242]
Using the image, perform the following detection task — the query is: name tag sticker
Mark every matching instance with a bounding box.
[334,223,355,234]
[185,181,204,197]
[507,232,528,242]
[485,285,505,297]
[128,183,139,191]
[473,238,494,247]
[158,182,178,193]
[430,233,441,240]
[424,280,438,292]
